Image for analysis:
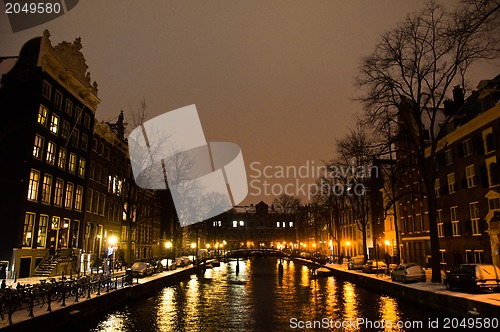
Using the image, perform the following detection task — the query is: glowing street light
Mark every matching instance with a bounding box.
[107,235,118,275]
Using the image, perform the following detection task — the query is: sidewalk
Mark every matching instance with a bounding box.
[323,262,500,311]
[0,265,197,330]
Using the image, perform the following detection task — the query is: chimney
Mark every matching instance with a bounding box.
[452,85,464,106]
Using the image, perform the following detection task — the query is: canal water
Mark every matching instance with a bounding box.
[74,258,448,331]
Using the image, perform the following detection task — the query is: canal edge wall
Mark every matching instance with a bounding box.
[291,258,500,318]
[0,266,202,332]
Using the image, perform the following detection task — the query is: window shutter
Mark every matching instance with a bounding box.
[476,137,484,155]
[458,144,464,158]
[444,222,453,236]
[464,220,472,235]
[480,165,489,187]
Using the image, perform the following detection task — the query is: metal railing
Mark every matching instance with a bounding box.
[0,273,134,325]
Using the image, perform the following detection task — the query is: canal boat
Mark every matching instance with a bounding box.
[314,267,332,277]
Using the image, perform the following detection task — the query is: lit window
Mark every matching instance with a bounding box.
[23,213,35,247]
[447,173,456,194]
[49,114,59,135]
[54,179,63,206]
[68,153,76,173]
[33,135,44,159]
[65,182,74,209]
[41,80,51,100]
[46,141,56,165]
[51,216,60,229]
[277,222,280,228]
[27,169,40,201]
[58,147,67,169]
[465,165,476,188]
[75,186,83,211]
[239,220,244,226]
[289,221,293,227]
[37,215,48,247]
[54,90,63,109]
[41,174,52,204]
[78,158,86,178]
[38,105,48,125]
[233,221,237,227]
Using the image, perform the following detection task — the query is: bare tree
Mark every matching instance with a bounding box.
[355,0,500,282]
[312,160,346,262]
[272,194,300,214]
[336,122,378,263]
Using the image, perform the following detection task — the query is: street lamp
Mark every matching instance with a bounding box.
[108,235,117,276]
[190,242,197,264]
[165,241,172,269]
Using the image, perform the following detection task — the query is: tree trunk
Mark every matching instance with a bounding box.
[362,223,368,262]
[426,182,442,283]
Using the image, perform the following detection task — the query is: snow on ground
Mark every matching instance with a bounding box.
[324,262,500,307]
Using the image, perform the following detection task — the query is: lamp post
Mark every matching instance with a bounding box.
[165,241,172,269]
[384,240,391,264]
[107,235,117,276]
[190,242,197,264]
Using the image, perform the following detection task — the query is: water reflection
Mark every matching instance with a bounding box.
[80,257,445,332]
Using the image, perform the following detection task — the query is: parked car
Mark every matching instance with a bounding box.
[391,263,426,283]
[176,256,192,267]
[348,256,365,270]
[444,264,500,292]
[312,253,328,265]
[153,260,164,273]
[131,262,154,278]
[362,260,387,274]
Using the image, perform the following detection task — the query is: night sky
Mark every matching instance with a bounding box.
[1,0,498,204]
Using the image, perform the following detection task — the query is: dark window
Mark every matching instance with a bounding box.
[54,90,63,109]
[490,162,499,186]
[83,113,91,129]
[64,100,73,116]
[81,133,88,151]
[485,133,496,153]
[71,128,79,147]
[41,81,51,100]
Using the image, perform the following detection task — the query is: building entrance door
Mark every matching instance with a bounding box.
[49,216,60,255]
